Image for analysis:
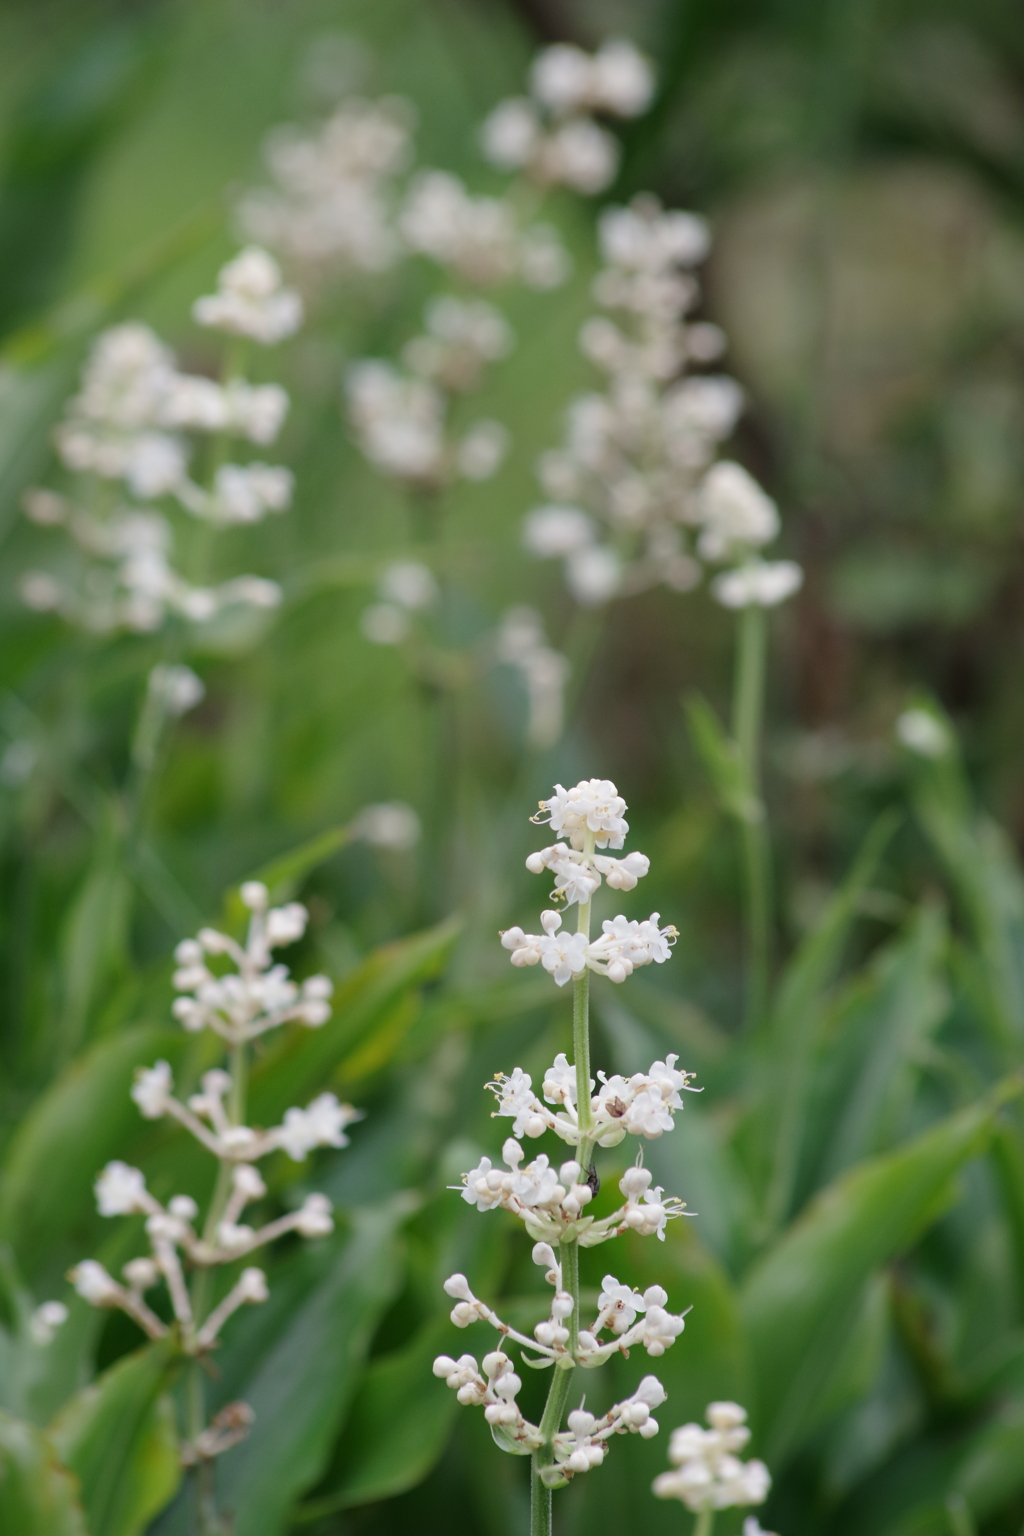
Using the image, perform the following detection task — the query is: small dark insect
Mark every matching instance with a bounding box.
[587,1161,600,1199]
[606,1096,627,1119]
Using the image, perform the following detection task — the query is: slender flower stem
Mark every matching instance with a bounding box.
[186,1037,249,1533]
[732,602,772,1030]
[530,832,596,1533]
[694,1509,715,1536]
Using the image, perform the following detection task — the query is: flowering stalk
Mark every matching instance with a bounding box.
[67,882,359,1533]
[436,779,694,1536]
[732,602,772,1030]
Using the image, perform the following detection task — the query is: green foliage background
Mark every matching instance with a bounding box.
[2,0,1024,1532]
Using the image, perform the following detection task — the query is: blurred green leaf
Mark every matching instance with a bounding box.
[221,824,354,931]
[296,1315,460,1518]
[247,916,461,1120]
[49,1340,180,1536]
[213,1197,412,1536]
[0,1408,86,1535]
[0,1025,189,1282]
[910,726,1024,1044]
[685,693,760,823]
[742,1087,1011,1464]
[808,905,949,1190]
[756,810,901,1231]
[58,823,132,1060]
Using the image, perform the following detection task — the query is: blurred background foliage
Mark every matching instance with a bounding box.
[2,0,1024,1534]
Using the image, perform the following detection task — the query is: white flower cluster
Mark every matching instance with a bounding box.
[345,357,508,490]
[495,606,570,752]
[68,880,356,1468]
[653,1402,772,1514]
[490,1052,697,1149]
[22,252,300,634]
[499,779,677,984]
[20,492,280,633]
[239,96,414,278]
[524,194,802,610]
[193,247,302,344]
[435,780,694,1490]
[481,38,654,195]
[400,170,568,289]
[460,1140,686,1243]
[434,1335,667,1483]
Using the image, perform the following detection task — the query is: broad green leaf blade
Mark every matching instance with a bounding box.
[247,916,461,1119]
[741,1089,1010,1465]
[213,1197,410,1536]
[0,1409,86,1535]
[0,1024,191,1283]
[297,1316,463,1517]
[49,1341,180,1536]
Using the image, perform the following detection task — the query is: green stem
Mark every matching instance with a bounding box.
[694,1509,715,1536]
[184,1038,249,1534]
[530,834,596,1533]
[732,602,772,1030]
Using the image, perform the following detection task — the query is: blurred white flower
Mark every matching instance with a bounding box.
[351,801,421,850]
[147,663,205,717]
[193,247,303,344]
[240,96,413,277]
[711,561,803,610]
[896,707,950,759]
[653,1402,771,1514]
[30,1301,69,1346]
[496,607,571,750]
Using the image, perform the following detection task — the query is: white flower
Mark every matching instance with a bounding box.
[294,1192,334,1238]
[566,545,622,606]
[351,802,421,850]
[598,1275,646,1332]
[523,505,594,558]
[95,1161,150,1217]
[210,463,294,524]
[148,663,204,717]
[30,1300,69,1346]
[276,1093,359,1160]
[697,462,779,560]
[711,560,803,610]
[654,1402,771,1513]
[193,247,303,344]
[480,97,541,169]
[539,119,620,195]
[896,708,950,759]
[70,1261,122,1306]
[240,97,411,277]
[132,1061,173,1119]
[542,1052,579,1107]
[457,420,509,481]
[379,561,438,610]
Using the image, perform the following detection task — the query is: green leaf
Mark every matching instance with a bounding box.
[684,693,760,823]
[221,824,354,931]
[58,826,133,1059]
[0,1409,86,1535]
[908,702,1024,1044]
[741,1088,1012,1465]
[0,1024,190,1282]
[294,1316,460,1518]
[49,1341,180,1536]
[247,916,461,1121]
[755,810,901,1232]
[951,1396,1024,1518]
[213,1197,411,1536]
[809,905,949,1190]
